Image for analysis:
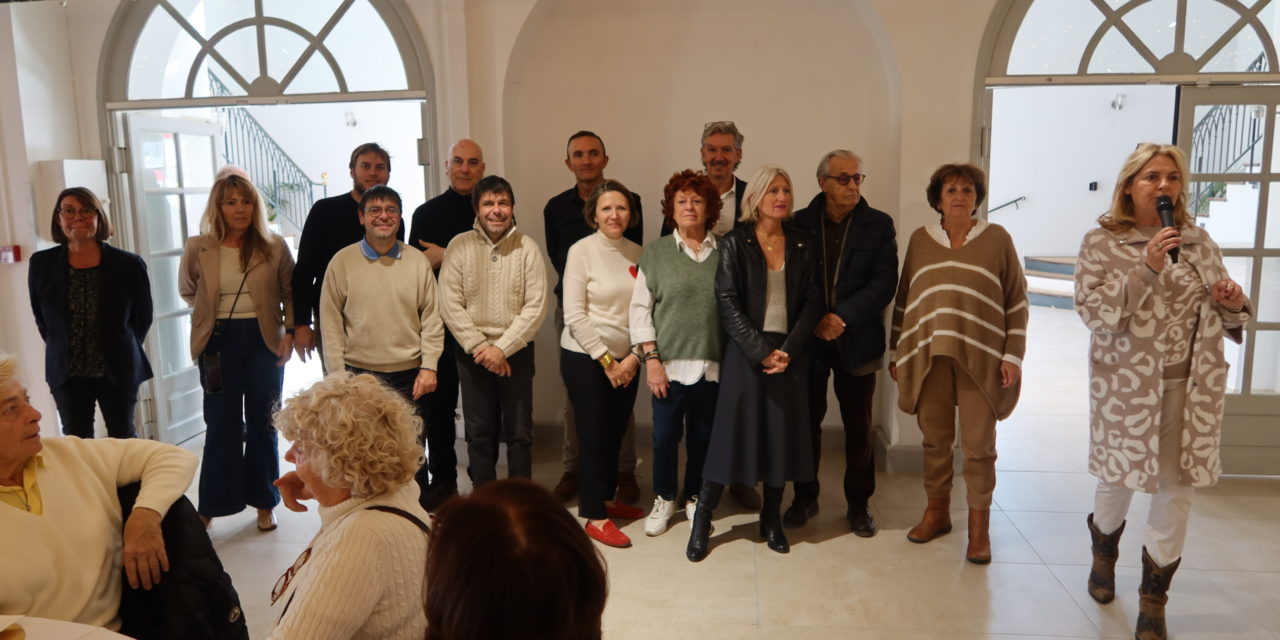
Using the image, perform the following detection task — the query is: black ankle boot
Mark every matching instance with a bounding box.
[760,484,789,554]
[686,481,724,562]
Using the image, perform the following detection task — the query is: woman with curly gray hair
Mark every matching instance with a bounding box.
[267,372,431,640]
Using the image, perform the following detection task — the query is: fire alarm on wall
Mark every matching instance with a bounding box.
[0,245,22,264]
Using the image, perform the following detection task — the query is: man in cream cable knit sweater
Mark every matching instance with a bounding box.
[320,185,444,501]
[438,175,547,487]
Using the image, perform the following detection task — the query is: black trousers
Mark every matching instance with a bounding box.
[561,349,638,520]
[456,345,535,486]
[51,376,139,438]
[422,330,461,487]
[793,348,877,508]
[346,366,432,497]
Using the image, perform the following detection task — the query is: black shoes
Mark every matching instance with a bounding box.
[421,482,458,512]
[782,499,819,528]
[847,506,878,538]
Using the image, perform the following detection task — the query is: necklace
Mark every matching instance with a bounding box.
[757,231,783,252]
[7,486,31,512]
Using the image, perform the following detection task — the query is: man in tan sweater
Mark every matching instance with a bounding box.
[319,185,444,505]
[438,176,547,486]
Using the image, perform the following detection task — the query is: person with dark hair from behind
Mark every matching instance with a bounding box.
[291,142,401,367]
[407,139,487,510]
[28,187,153,439]
[425,479,607,640]
[543,130,643,506]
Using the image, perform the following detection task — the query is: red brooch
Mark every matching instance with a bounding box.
[629,265,638,279]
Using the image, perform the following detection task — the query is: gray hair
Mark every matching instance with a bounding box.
[0,351,15,382]
[701,121,744,149]
[739,165,794,223]
[816,150,864,180]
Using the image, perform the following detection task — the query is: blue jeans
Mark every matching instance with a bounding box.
[651,378,718,502]
[198,319,282,517]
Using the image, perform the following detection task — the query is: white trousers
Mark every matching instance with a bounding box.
[1093,378,1194,568]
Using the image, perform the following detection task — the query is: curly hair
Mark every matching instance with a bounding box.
[660,170,722,233]
[273,372,423,497]
[925,163,987,219]
[425,479,608,640]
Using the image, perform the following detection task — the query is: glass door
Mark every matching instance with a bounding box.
[1177,86,1280,475]
[124,113,219,444]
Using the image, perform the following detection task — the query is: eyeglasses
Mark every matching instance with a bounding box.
[271,547,312,605]
[58,207,97,219]
[824,173,866,186]
[363,206,401,218]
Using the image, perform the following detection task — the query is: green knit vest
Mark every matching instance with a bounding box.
[637,239,723,362]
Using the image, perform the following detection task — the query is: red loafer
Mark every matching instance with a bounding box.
[605,502,646,520]
[585,520,632,548]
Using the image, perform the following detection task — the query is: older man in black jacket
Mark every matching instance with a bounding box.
[786,150,897,537]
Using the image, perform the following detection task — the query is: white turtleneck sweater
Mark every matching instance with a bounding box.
[268,482,430,640]
[560,230,643,359]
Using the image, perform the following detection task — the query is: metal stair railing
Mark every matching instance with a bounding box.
[208,74,326,233]
[1190,53,1268,216]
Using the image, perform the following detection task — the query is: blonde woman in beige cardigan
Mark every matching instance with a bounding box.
[179,173,294,532]
[1074,143,1249,640]
[889,163,1028,565]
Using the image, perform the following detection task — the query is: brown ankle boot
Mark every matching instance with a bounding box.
[965,508,991,564]
[1135,546,1180,640]
[1086,513,1124,604]
[907,497,952,543]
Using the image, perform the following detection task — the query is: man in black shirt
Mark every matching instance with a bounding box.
[787,149,898,537]
[406,138,486,510]
[543,131,643,504]
[291,142,400,364]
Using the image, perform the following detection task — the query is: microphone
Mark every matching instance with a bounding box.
[1155,195,1179,264]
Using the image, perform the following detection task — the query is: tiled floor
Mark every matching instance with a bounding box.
[188,306,1280,639]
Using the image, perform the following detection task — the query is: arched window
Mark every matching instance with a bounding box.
[987,0,1280,82]
[104,0,432,106]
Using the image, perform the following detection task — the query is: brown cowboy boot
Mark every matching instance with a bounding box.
[1087,513,1125,604]
[907,497,953,543]
[1135,546,1181,640]
[965,508,991,564]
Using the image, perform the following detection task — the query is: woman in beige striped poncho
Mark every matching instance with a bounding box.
[889,163,1028,565]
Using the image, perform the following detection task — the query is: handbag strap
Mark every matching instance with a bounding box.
[364,505,432,536]
[222,270,251,324]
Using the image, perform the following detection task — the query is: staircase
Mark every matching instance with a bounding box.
[208,74,326,236]
[1024,257,1075,309]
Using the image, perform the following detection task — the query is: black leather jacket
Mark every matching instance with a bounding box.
[715,222,823,364]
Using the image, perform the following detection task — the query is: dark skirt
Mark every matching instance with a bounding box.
[702,332,814,487]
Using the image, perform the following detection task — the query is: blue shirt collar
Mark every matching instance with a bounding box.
[359,237,402,259]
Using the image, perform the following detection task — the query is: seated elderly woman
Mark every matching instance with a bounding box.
[426,479,607,640]
[268,371,431,640]
[0,350,198,629]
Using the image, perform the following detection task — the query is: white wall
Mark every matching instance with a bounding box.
[495,0,899,428]
[988,84,1176,257]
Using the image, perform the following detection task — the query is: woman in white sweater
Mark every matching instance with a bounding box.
[269,371,431,640]
[561,179,646,548]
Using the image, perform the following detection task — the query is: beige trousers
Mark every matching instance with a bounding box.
[917,356,998,509]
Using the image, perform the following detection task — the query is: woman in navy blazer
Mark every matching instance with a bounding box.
[28,187,154,438]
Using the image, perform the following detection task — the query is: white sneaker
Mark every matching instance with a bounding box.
[685,496,698,522]
[644,496,675,536]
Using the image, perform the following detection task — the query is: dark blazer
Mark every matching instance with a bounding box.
[28,242,154,390]
[715,221,823,364]
[661,176,748,237]
[792,193,898,372]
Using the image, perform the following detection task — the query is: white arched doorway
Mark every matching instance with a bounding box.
[95,0,438,443]
[978,0,1280,474]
